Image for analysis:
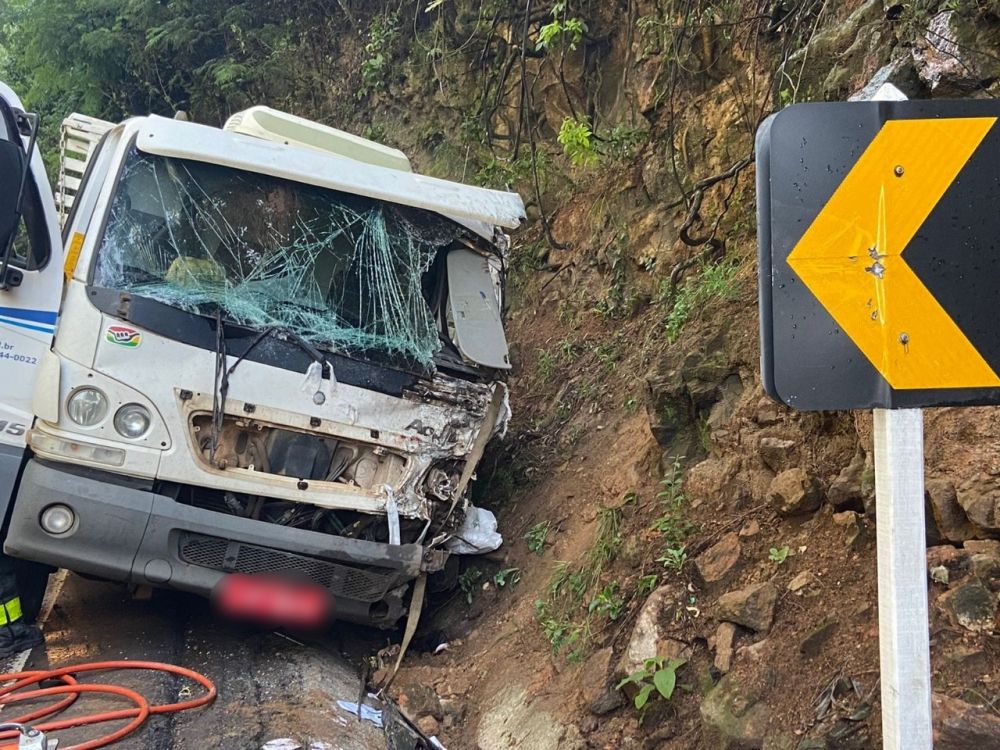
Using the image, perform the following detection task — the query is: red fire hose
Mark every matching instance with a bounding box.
[0,661,216,749]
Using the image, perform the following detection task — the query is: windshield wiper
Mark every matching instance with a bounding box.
[209,315,334,465]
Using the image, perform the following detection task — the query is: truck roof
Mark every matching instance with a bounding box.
[123,115,524,238]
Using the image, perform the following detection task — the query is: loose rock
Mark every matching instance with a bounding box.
[716,582,779,633]
[933,692,1000,750]
[832,510,866,553]
[758,437,798,473]
[957,477,1000,532]
[714,622,738,673]
[616,586,690,680]
[788,570,818,595]
[695,533,742,585]
[936,578,996,633]
[828,451,866,512]
[416,715,440,736]
[700,675,770,750]
[926,479,977,543]
[768,468,823,516]
[799,618,839,658]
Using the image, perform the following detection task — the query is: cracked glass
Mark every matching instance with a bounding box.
[93,147,465,370]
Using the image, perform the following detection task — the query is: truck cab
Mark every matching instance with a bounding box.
[0,91,524,627]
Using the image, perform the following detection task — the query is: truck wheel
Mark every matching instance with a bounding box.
[14,559,51,623]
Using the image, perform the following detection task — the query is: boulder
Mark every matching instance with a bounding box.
[849,54,923,101]
[957,477,1000,532]
[926,479,977,543]
[694,533,742,585]
[700,675,770,750]
[616,586,690,680]
[768,468,823,516]
[578,648,623,716]
[933,693,1000,750]
[716,582,779,633]
[936,579,996,633]
[758,437,798,473]
[912,11,1000,96]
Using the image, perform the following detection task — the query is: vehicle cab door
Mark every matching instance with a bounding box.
[0,83,63,510]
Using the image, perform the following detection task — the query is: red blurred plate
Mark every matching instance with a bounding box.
[214,573,332,629]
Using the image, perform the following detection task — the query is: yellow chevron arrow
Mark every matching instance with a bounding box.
[787,116,1000,390]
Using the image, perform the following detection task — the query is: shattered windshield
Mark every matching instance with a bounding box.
[93,147,465,370]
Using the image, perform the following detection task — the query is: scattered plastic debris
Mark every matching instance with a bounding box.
[428,737,448,749]
[261,740,302,750]
[433,642,449,655]
[335,700,384,728]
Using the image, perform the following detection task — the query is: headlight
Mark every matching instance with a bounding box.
[66,388,109,426]
[114,403,151,439]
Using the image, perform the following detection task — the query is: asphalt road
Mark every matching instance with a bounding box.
[0,571,401,750]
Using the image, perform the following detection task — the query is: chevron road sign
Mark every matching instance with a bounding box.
[757,99,1000,410]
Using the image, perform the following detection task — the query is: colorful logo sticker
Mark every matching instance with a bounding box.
[105,325,142,348]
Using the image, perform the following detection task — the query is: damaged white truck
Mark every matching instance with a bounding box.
[0,83,524,627]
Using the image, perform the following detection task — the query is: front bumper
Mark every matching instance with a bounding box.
[6,460,430,626]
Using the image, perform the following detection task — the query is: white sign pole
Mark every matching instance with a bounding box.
[867,82,933,750]
[873,408,932,749]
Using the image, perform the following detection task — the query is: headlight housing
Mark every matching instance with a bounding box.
[114,403,151,439]
[66,388,109,427]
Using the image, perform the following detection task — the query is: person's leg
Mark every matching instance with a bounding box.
[0,553,43,658]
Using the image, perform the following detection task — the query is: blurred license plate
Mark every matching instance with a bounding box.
[214,574,332,629]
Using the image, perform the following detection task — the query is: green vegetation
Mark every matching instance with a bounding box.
[492,567,521,588]
[359,12,401,97]
[588,582,625,621]
[458,567,483,604]
[524,521,551,555]
[536,2,588,52]
[663,260,741,342]
[616,656,688,713]
[558,116,599,168]
[535,504,626,659]
[536,348,557,383]
[768,545,791,564]
[653,457,697,572]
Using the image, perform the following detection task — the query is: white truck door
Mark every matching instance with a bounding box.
[0,83,63,511]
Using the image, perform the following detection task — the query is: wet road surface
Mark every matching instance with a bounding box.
[2,572,394,750]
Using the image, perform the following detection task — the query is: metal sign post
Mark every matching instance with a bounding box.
[868,84,932,750]
[873,407,932,748]
[755,80,966,749]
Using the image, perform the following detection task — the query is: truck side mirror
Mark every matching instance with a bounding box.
[0,140,24,249]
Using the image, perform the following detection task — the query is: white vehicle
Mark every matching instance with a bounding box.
[0,88,524,627]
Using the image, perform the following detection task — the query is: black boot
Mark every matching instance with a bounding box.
[0,557,43,658]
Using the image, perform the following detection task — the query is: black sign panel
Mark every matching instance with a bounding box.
[757,99,1000,410]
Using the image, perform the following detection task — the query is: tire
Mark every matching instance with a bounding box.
[13,559,51,623]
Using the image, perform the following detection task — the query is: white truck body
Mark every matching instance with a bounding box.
[0,88,523,626]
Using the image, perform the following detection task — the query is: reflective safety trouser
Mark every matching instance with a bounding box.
[0,553,24,624]
[0,596,22,625]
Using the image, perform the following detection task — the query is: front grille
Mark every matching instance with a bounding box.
[179,534,394,602]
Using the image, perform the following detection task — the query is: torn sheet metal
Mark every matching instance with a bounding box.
[447,249,510,369]
[136,116,526,230]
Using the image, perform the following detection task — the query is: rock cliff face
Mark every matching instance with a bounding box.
[366,2,1000,748]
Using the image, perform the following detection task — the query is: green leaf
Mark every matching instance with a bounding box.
[653,666,676,699]
[634,683,655,709]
